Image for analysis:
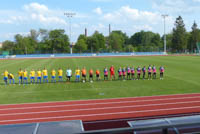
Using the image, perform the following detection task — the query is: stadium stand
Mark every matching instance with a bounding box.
[80,115,200,134]
[1,115,200,134]
[0,120,84,134]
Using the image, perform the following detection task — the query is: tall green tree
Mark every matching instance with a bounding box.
[129,31,162,52]
[151,34,162,48]
[2,40,15,54]
[15,35,36,54]
[188,21,200,52]
[74,34,88,53]
[14,34,27,54]
[112,31,129,46]
[30,29,39,41]
[24,37,37,54]
[27,29,39,53]
[108,31,125,51]
[37,29,50,53]
[124,44,134,52]
[48,29,70,53]
[93,31,106,51]
[75,39,87,53]
[165,33,173,51]
[87,36,96,53]
[172,16,187,52]
[87,31,105,52]
[39,29,49,42]
[129,31,143,47]
[77,34,87,42]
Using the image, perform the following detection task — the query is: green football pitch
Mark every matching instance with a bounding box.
[0,56,200,104]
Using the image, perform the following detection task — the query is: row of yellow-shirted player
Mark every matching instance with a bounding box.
[2,68,64,78]
[2,68,64,85]
[17,68,63,77]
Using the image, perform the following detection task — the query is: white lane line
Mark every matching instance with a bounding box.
[0,96,200,111]
[1,105,200,124]
[1,93,199,106]
[0,100,200,116]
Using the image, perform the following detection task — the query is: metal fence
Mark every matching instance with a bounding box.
[0,52,167,59]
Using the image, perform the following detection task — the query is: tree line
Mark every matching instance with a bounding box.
[1,16,200,55]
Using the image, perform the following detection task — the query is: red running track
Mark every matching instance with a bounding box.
[1,93,200,125]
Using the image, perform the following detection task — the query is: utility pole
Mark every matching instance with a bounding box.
[64,12,76,54]
[109,24,111,36]
[162,14,168,54]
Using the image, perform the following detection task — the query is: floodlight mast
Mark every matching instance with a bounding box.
[64,12,76,54]
[162,14,168,54]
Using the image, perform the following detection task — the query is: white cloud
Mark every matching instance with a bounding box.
[91,23,106,32]
[0,32,29,40]
[0,2,84,42]
[10,16,24,21]
[0,3,68,26]
[133,25,153,31]
[93,7,103,15]
[103,6,161,24]
[152,0,200,14]
[31,13,67,25]
[24,3,67,26]
[23,3,88,26]
[100,5,175,36]
[89,0,113,2]
[72,24,80,28]
[0,15,27,25]
[24,2,49,13]
[0,20,13,24]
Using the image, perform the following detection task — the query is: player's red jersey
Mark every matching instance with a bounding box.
[110,66,115,75]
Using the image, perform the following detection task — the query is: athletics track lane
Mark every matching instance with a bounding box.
[0,93,200,125]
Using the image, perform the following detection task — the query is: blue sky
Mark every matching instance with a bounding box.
[0,0,200,42]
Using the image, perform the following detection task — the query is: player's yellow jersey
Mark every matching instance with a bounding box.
[9,74,14,79]
[51,70,56,76]
[4,71,8,77]
[18,71,23,77]
[30,71,35,77]
[58,69,63,76]
[42,70,48,76]
[23,71,28,77]
[75,69,80,75]
[37,71,42,77]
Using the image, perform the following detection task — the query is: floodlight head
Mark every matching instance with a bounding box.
[162,14,168,18]
[64,12,76,17]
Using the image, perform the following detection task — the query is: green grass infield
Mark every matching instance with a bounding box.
[0,55,200,104]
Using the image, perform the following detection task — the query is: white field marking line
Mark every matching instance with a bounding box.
[1,93,200,106]
[11,88,93,94]
[0,95,200,111]
[1,100,200,117]
[1,105,200,123]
